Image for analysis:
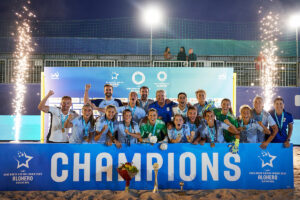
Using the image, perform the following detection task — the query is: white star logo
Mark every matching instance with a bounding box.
[258,151,276,168]
[112,72,119,80]
[15,152,33,169]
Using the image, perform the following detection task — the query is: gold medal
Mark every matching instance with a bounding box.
[62,128,65,133]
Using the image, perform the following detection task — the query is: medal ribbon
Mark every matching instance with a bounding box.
[106,120,114,134]
[208,126,216,143]
[82,117,90,137]
[60,114,69,129]
[274,112,284,132]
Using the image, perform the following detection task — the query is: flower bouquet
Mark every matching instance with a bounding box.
[117,162,139,192]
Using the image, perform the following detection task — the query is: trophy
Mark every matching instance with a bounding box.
[153,163,159,193]
[178,181,186,195]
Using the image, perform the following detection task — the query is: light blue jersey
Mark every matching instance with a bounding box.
[194,101,215,117]
[186,119,202,140]
[98,98,120,108]
[168,124,191,143]
[94,116,117,144]
[200,120,228,143]
[117,105,146,124]
[116,122,140,144]
[172,105,188,118]
[251,109,276,142]
[239,119,264,143]
[69,116,94,144]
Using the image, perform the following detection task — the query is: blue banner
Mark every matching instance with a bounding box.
[0,143,293,191]
[44,67,233,101]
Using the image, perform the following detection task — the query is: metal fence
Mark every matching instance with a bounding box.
[0,57,297,87]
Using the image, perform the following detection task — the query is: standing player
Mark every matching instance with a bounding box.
[84,84,123,114]
[251,96,278,143]
[172,92,189,119]
[148,90,177,124]
[137,86,154,112]
[269,97,294,148]
[117,91,146,123]
[194,89,215,117]
[38,90,78,143]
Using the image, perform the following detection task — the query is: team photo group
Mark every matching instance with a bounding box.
[38,83,294,153]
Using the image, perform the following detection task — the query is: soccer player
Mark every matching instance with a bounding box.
[172,92,189,119]
[84,84,123,114]
[238,105,271,147]
[139,108,167,143]
[94,105,121,148]
[64,104,95,144]
[213,98,239,143]
[269,97,294,148]
[251,96,278,144]
[148,90,177,123]
[137,86,154,112]
[115,109,141,145]
[194,89,215,117]
[186,106,202,141]
[194,110,239,147]
[38,90,78,143]
[168,114,192,143]
[117,91,146,123]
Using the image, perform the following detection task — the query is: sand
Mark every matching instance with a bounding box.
[0,146,299,200]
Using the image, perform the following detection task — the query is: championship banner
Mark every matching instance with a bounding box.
[0,143,293,191]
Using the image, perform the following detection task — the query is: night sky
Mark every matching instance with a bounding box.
[0,0,300,22]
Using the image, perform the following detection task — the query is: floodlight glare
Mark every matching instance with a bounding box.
[143,6,162,26]
[289,14,300,28]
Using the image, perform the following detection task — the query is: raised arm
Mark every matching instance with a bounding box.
[84,84,91,105]
[38,90,54,113]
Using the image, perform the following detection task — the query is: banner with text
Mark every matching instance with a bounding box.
[0,143,293,191]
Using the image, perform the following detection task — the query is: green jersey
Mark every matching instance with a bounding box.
[140,119,167,142]
[213,108,238,143]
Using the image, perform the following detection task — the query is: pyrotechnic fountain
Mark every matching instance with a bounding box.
[259,11,280,111]
[12,1,35,141]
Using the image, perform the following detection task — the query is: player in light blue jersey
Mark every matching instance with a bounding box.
[117,91,146,124]
[238,105,272,147]
[195,110,239,148]
[172,92,189,119]
[186,106,202,142]
[116,109,141,145]
[251,96,278,143]
[94,105,121,148]
[168,114,192,143]
[64,104,95,144]
[84,84,123,115]
[193,89,215,117]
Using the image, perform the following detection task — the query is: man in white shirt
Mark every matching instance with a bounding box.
[38,90,77,143]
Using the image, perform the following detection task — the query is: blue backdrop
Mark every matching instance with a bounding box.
[0,143,293,191]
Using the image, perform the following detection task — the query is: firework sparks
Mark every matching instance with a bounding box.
[259,11,279,111]
[12,1,35,141]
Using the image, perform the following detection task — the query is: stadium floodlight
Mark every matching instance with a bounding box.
[289,14,300,28]
[142,5,163,63]
[289,14,300,86]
